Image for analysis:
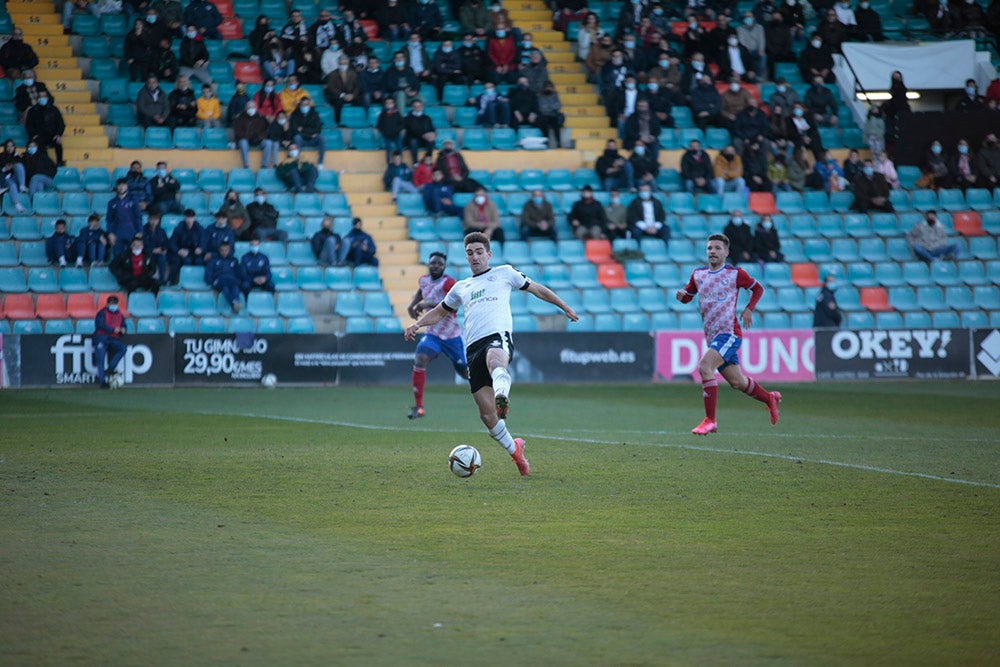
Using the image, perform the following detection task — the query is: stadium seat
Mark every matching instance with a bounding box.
[790,262,821,287]
[461,128,490,151]
[610,288,641,313]
[2,294,35,319]
[315,170,340,193]
[12,320,43,334]
[492,170,519,192]
[929,262,960,286]
[127,292,158,318]
[27,268,59,292]
[776,192,805,213]
[582,289,612,314]
[969,237,997,260]
[937,189,965,212]
[804,238,833,263]
[11,219,40,240]
[491,128,517,150]
[911,189,938,211]
[353,265,382,290]
[624,262,654,287]
[569,264,600,289]
[831,238,860,262]
[145,127,174,149]
[944,286,975,311]
[34,293,68,319]
[931,310,960,328]
[973,286,1000,310]
[286,316,316,333]
[557,239,587,264]
[598,263,629,288]
[196,317,225,333]
[847,311,875,329]
[804,191,833,214]
[349,129,382,150]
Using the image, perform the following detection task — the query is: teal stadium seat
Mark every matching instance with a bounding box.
[203,128,230,150]
[145,127,174,149]
[287,316,316,333]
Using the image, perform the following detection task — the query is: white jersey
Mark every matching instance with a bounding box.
[442,265,530,345]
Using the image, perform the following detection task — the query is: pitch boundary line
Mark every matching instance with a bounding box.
[202,410,1000,490]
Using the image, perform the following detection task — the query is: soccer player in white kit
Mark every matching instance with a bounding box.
[675,233,782,435]
[405,232,579,475]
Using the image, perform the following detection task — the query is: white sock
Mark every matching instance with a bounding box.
[491,367,512,399]
[489,419,516,454]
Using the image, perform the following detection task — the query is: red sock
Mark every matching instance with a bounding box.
[702,379,718,420]
[412,367,426,407]
[743,376,771,404]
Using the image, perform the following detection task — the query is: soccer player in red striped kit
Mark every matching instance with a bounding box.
[676,233,782,435]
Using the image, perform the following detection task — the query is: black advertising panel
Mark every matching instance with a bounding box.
[512,332,654,383]
[19,333,175,387]
[815,329,970,380]
[971,328,1000,380]
[336,334,462,385]
[173,334,339,384]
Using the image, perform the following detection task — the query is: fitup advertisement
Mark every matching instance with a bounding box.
[972,328,1000,379]
[513,332,654,383]
[174,334,339,384]
[19,334,174,387]
[815,329,970,380]
[655,330,816,382]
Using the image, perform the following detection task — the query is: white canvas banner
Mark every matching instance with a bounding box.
[841,41,976,91]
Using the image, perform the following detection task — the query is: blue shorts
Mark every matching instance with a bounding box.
[709,333,742,369]
[416,334,468,368]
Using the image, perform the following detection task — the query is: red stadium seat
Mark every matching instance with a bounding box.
[749,192,777,214]
[860,287,892,311]
[597,262,629,288]
[98,292,129,318]
[214,0,233,16]
[67,293,98,319]
[2,293,35,319]
[715,82,761,103]
[585,239,612,264]
[359,20,379,40]
[233,61,262,84]
[790,262,821,288]
[218,17,243,39]
[35,293,68,319]
[952,212,985,236]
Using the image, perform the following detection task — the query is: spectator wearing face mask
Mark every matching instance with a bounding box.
[906,210,961,263]
[289,97,326,167]
[855,0,885,41]
[0,27,39,82]
[955,79,985,112]
[713,145,747,195]
[736,12,766,80]
[717,32,758,83]
[629,140,660,190]
[626,184,671,245]
[765,11,794,80]
[812,274,842,329]
[472,81,511,127]
[798,33,835,83]
[234,102,271,168]
[24,90,65,166]
[430,39,465,98]
[720,78,753,128]
[977,133,1000,189]
[949,138,979,191]
[246,188,286,241]
[179,25,214,85]
[410,0,443,40]
[403,99,437,163]
[804,76,839,128]
[150,161,182,214]
[487,22,518,84]
[324,55,361,125]
[276,143,319,192]
[457,33,488,84]
[279,75,309,114]
[743,139,772,192]
[690,73,722,130]
[462,187,505,242]
[850,159,894,213]
[241,238,275,296]
[918,141,948,190]
[93,295,128,389]
[385,51,423,111]
[754,214,784,263]
[520,189,557,241]
[723,210,756,264]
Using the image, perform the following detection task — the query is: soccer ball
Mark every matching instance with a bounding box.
[108,373,124,390]
[261,373,278,388]
[448,445,482,478]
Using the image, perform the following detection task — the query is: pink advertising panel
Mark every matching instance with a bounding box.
[655,329,816,382]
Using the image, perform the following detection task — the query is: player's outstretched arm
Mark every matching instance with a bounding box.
[404,302,449,340]
[526,282,579,322]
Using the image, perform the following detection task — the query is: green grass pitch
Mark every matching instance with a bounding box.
[2,381,998,665]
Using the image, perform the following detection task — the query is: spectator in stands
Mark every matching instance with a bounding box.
[817,9,848,53]
[241,238,275,296]
[842,148,864,185]
[717,33,758,83]
[472,81,512,127]
[124,161,152,210]
[14,69,51,120]
[334,8,366,45]
[623,99,661,154]
[463,187,505,242]
[202,212,236,262]
[24,89,65,167]
[169,75,198,128]
[75,213,109,267]
[297,44,325,85]
[754,214,784,263]
[603,189,628,240]
[813,274,843,328]
[179,26,213,85]
[262,37,295,82]
[247,188,286,241]
[403,99,437,163]
[815,150,847,192]
[743,139,772,192]
[929,0,960,35]
[62,0,101,32]
[872,150,899,189]
[955,79,985,112]
[787,145,811,192]
[150,0,182,39]
[220,189,250,240]
[376,97,405,163]
[265,111,296,167]
[863,106,885,156]
[205,241,245,312]
[167,209,204,282]
[855,0,885,41]
[977,133,1000,189]
[907,210,961,262]
[568,185,610,240]
[770,104,794,156]
[600,50,634,119]
[413,153,434,189]
[585,34,614,81]
[520,49,552,94]
[488,2,513,33]
[279,75,309,114]
[342,218,379,266]
[682,18,708,60]
[362,56,389,108]
[385,51,423,111]
[779,0,807,40]
[183,0,222,39]
[289,97,326,167]
[93,295,127,389]
[606,73,640,129]
[107,178,144,257]
[196,85,222,129]
[19,140,56,200]
[596,139,636,192]
[787,102,823,159]
[627,184,671,245]
[46,219,77,267]
[411,0,444,40]
[142,211,170,282]
[402,32,432,87]
[643,77,676,129]
[804,76,839,128]
[765,12,794,81]
[276,143,319,193]
[681,138,716,194]
[690,74,722,130]
[720,78,753,129]
[850,159,893,213]
[0,142,26,204]
[536,81,564,147]
[460,0,491,37]
[458,33,488,84]
[736,12,766,79]
[384,150,420,201]
[949,138,979,191]
[253,79,283,122]
[724,211,756,263]
[226,84,250,126]
[630,140,660,190]
[149,161,181,214]
[435,139,482,192]
[487,22,519,84]
[111,235,161,295]
[508,76,539,131]
[430,39,465,99]
[319,38,346,78]
[769,78,800,113]
[311,215,343,266]
[520,189,557,241]
[713,145,747,194]
[234,101,270,168]
[308,8,337,51]
[799,33,835,84]
[149,36,178,82]
[986,67,1000,104]
[423,168,463,216]
[0,27,39,83]
[377,0,411,40]
[959,0,989,35]
[733,98,769,155]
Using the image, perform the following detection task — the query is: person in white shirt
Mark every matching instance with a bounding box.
[625,183,671,244]
[405,232,578,476]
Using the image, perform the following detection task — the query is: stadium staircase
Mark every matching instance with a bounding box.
[7,0,111,168]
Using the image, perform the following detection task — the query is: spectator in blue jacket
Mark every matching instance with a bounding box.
[93,295,127,389]
[341,217,379,266]
[182,0,223,39]
[310,215,342,266]
[384,150,419,201]
[168,208,205,285]
[241,237,275,295]
[107,178,144,256]
[201,211,236,262]
[361,55,388,108]
[205,241,246,311]
[142,210,170,282]
[422,168,463,215]
[46,218,77,266]
[125,160,153,210]
[75,213,109,266]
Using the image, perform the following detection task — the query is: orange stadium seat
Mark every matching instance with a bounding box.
[35,293,69,319]
[585,239,613,264]
[67,293,99,319]
[233,61,262,84]
[218,17,243,39]
[749,192,777,214]
[597,262,629,288]
[359,20,379,40]
[952,212,985,236]
[790,262,821,288]
[860,287,892,312]
[2,294,35,319]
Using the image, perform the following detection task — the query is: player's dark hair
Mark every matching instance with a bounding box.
[464,231,490,252]
[708,233,730,248]
[429,251,447,262]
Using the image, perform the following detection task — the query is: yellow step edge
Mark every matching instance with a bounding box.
[20,25,68,36]
[62,136,110,149]
[46,80,90,92]
[507,9,551,20]
[54,91,94,104]
[33,46,75,58]
[7,13,61,24]
[64,125,107,137]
